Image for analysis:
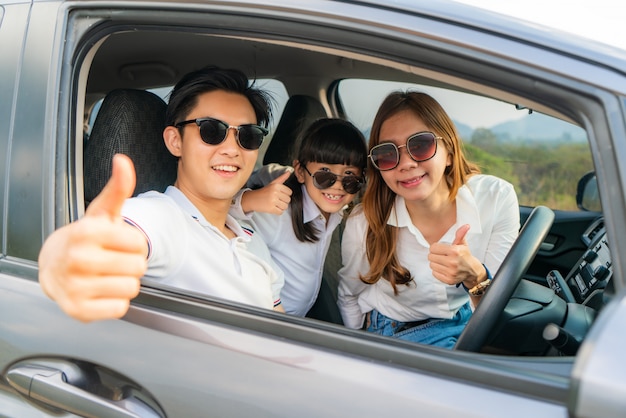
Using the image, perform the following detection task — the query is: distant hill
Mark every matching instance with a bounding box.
[487,113,586,143]
[366,112,585,144]
[455,121,473,141]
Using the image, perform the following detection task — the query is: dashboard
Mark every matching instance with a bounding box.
[547,217,611,310]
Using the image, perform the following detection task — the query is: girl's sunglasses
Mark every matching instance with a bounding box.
[175,117,268,150]
[303,166,364,195]
[368,131,441,171]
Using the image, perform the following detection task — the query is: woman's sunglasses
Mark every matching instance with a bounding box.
[368,131,441,171]
[175,117,269,151]
[303,166,364,195]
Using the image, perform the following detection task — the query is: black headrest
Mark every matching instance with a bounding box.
[84,89,178,203]
[263,94,326,166]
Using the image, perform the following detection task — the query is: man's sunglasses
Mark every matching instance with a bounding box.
[368,131,441,171]
[175,117,268,151]
[303,166,364,195]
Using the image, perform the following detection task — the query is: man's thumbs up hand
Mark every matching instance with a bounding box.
[38,154,148,322]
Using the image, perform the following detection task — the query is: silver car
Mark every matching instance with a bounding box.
[1,0,625,417]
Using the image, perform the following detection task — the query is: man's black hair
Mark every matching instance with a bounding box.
[165,66,273,127]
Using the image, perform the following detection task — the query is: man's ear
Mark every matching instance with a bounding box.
[163,126,182,157]
[292,160,306,184]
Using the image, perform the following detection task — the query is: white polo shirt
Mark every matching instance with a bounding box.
[122,186,282,309]
[338,174,520,329]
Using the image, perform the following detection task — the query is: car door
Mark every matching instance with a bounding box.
[1,1,625,417]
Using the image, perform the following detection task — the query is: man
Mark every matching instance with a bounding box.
[38,66,284,322]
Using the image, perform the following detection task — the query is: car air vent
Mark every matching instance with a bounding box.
[582,218,605,246]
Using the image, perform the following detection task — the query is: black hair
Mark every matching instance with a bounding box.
[165,66,273,127]
[286,118,367,242]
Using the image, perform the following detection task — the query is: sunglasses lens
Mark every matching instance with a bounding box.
[342,176,363,194]
[237,125,266,150]
[197,119,266,150]
[407,133,437,161]
[370,144,399,171]
[312,171,337,189]
[199,119,228,145]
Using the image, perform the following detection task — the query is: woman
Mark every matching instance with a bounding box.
[337,91,519,348]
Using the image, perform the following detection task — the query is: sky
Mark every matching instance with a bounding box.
[340,81,528,131]
[452,0,626,50]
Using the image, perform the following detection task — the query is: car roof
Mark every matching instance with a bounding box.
[47,0,626,65]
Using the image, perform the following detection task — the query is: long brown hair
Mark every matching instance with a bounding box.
[360,91,480,293]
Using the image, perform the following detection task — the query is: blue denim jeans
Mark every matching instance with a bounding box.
[366,303,472,349]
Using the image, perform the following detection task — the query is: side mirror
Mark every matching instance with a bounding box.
[576,171,601,212]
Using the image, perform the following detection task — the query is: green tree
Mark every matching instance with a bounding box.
[464,140,593,210]
[470,128,498,149]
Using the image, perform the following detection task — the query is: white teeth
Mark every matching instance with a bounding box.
[213,165,238,172]
[323,193,342,201]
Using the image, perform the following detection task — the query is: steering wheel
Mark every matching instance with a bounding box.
[454,205,555,352]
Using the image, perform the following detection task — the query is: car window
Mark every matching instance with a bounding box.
[338,79,594,211]
[253,79,289,169]
[68,6,616,372]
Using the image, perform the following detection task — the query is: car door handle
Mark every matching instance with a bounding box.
[540,234,558,252]
[5,359,165,418]
[540,241,555,251]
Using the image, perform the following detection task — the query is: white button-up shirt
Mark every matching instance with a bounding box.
[122,186,283,309]
[237,184,343,316]
[338,174,520,329]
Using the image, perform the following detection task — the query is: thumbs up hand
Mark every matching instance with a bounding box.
[241,170,293,215]
[38,154,148,322]
[428,224,484,287]
[451,224,470,246]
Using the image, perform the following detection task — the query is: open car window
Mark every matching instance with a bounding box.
[65,4,617,400]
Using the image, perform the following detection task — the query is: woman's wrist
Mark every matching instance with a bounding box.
[459,264,492,294]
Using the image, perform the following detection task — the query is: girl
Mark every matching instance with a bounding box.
[337,91,520,348]
[231,118,368,316]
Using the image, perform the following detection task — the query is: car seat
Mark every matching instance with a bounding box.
[262,94,327,166]
[84,89,178,205]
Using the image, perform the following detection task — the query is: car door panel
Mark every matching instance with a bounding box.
[0,275,570,417]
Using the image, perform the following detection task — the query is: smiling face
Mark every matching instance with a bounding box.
[295,161,362,219]
[378,109,451,207]
[163,90,259,218]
